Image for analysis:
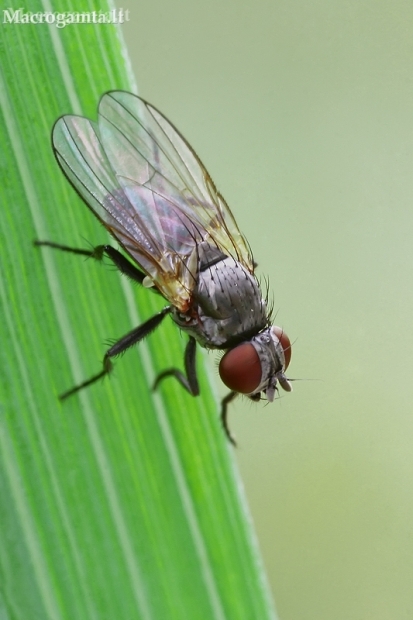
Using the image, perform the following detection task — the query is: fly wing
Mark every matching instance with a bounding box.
[53,114,198,309]
[52,91,254,311]
[97,92,253,270]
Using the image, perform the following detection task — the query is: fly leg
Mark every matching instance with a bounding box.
[59,307,172,399]
[153,336,200,396]
[155,340,238,446]
[34,240,149,286]
[35,240,169,396]
[220,391,238,446]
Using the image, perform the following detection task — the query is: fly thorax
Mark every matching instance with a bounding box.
[190,255,267,347]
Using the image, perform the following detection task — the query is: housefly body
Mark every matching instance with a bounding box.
[36,91,292,444]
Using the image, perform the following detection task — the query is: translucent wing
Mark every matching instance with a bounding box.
[52,91,254,311]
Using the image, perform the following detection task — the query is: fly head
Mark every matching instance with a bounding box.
[219,326,292,401]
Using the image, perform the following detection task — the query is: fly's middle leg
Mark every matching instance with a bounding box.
[154,340,238,446]
[153,336,200,396]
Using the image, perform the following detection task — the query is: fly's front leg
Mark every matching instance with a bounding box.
[34,240,148,287]
[60,307,172,399]
[220,391,238,446]
[153,336,200,396]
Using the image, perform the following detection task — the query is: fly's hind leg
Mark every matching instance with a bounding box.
[153,336,200,396]
[59,307,172,400]
[34,240,150,287]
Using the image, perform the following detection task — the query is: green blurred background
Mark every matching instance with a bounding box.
[120,1,413,618]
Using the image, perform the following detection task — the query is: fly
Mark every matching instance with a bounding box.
[36,91,292,444]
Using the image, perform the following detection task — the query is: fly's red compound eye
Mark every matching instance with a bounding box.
[219,327,292,394]
[272,326,292,370]
[219,343,262,394]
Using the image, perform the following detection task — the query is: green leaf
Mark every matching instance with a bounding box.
[0,2,277,618]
